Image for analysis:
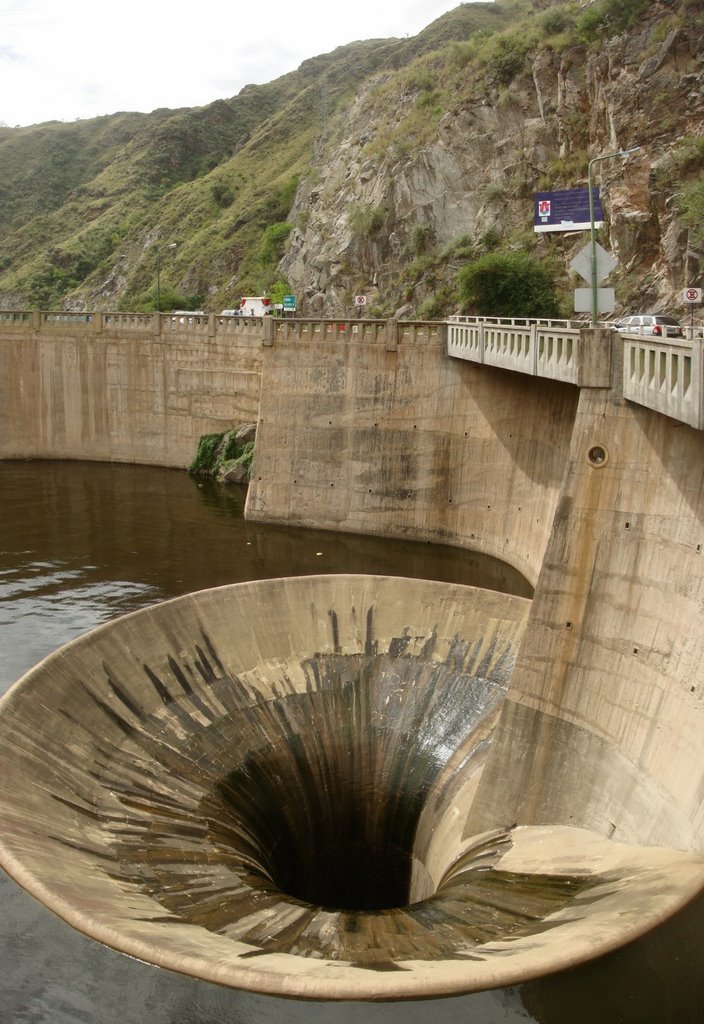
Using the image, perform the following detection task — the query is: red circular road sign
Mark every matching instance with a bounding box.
[684,287,702,303]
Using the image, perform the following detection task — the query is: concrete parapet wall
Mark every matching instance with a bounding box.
[246,321,578,586]
[0,313,579,584]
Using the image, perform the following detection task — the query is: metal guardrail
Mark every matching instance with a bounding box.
[449,315,585,329]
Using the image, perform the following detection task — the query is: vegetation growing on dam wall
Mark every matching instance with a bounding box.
[189,426,256,484]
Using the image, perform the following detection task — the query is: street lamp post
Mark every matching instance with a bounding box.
[587,147,641,325]
[155,243,176,313]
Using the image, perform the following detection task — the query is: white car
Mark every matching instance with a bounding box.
[615,314,685,338]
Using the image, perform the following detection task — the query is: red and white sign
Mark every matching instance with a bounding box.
[354,295,367,306]
[683,287,702,303]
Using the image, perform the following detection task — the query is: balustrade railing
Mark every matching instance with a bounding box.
[447,316,704,430]
[273,319,387,342]
[0,311,446,347]
[448,317,581,384]
[622,332,702,429]
[0,311,31,323]
[103,312,154,331]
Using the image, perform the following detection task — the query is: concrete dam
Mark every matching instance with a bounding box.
[1,311,704,1001]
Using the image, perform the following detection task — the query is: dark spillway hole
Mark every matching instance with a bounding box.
[271,811,413,912]
[212,742,429,912]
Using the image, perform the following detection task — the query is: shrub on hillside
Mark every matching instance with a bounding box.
[487,34,530,86]
[258,222,293,268]
[131,285,205,313]
[458,251,561,318]
[576,0,649,44]
[211,180,234,208]
[676,177,704,249]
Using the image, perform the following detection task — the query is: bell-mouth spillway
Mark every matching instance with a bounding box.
[0,574,703,1001]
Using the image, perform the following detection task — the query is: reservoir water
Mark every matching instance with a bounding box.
[1,460,703,1023]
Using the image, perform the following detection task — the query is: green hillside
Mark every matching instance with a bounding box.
[0,2,502,310]
[1,0,701,316]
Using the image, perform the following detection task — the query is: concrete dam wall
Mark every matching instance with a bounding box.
[2,314,704,999]
[0,315,578,583]
[246,321,578,586]
[0,314,263,467]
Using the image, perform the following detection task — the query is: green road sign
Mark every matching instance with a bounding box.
[283,295,296,310]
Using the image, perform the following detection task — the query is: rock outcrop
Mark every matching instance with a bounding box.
[281,2,704,319]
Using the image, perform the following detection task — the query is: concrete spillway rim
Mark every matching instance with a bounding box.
[1,574,703,1001]
[0,571,528,682]
[2,821,703,1003]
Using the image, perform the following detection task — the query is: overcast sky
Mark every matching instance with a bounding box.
[0,0,468,127]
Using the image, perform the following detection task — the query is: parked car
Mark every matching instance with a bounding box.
[615,314,685,338]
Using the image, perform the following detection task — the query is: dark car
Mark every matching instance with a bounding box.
[615,314,685,338]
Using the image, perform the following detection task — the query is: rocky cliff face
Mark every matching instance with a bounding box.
[281,1,704,319]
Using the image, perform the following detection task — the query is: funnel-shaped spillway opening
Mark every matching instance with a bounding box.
[1,576,703,1001]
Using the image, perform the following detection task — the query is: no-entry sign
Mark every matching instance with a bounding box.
[683,287,702,303]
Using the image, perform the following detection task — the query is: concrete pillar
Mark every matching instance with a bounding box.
[576,327,613,388]
[262,316,275,348]
[530,323,538,374]
[385,318,398,352]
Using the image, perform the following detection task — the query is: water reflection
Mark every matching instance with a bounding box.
[0,460,531,692]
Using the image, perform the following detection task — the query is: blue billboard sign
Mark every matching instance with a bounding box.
[533,187,603,233]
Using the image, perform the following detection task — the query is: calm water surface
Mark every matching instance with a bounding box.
[1,460,703,1023]
[0,460,533,692]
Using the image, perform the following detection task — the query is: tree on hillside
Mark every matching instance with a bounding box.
[458,251,561,318]
[677,176,704,249]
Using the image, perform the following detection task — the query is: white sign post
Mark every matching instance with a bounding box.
[683,287,702,338]
[571,240,617,316]
[570,241,617,284]
[574,288,616,314]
